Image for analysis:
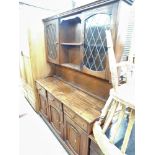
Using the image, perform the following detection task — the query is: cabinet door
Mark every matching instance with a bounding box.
[81,7,112,80]
[64,115,88,155]
[44,19,59,64]
[52,107,61,133]
[39,94,49,120]
[48,104,63,138]
[67,122,80,154]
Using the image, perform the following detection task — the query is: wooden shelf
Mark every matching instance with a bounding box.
[61,43,82,46]
[61,63,80,71]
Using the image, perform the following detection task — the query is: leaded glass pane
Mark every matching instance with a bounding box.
[83,14,110,71]
[46,24,57,59]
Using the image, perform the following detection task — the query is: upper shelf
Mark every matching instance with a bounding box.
[61,42,82,46]
[60,17,81,26]
[61,63,80,71]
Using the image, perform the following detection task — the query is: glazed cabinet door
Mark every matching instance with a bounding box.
[44,18,59,64]
[81,5,114,80]
[64,114,88,155]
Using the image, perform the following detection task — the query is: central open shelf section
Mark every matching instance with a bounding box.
[60,14,82,69]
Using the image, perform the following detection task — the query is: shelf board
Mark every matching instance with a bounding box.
[61,43,82,46]
[61,63,80,71]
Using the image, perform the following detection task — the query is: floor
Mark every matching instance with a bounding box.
[19,92,68,155]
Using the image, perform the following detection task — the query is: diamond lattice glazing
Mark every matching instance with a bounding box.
[83,14,110,71]
[46,24,57,59]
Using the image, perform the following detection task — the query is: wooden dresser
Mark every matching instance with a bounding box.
[36,77,104,155]
[35,0,134,154]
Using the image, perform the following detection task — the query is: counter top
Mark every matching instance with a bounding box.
[36,76,105,124]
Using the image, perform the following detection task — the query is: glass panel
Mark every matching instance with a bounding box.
[83,14,110,71]
[46,23,57,59]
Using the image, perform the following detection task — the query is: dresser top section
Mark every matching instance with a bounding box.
[42,0,134,22]
[36,77,105,123]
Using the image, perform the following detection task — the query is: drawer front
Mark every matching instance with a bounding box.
[48,92,55,101]
[64,106,88,132]
[64,106,75,118]
[39,87,46,97]
[36,83,46,97]
[36,82,42,90]
[48,93,62,111]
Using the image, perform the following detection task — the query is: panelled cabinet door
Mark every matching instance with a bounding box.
[64,115,88,155]
[39,94,49,120]
[44,19,59,64]
[52,107,60,131]
[81,6,113,80]
[67,123,80,154]
[48,104,63,138]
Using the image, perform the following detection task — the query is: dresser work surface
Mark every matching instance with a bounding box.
[36,76,105,124]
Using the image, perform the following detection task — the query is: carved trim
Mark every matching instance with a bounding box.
[43,0,134,22]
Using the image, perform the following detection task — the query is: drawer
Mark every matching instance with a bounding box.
[64,105,75,118]
[64,106,88,132]
[48,93,62,111]
[38,87,46,97]
[36,82,42,90]
[48,92,55,101]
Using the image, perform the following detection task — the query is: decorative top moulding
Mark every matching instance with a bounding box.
[42,0,134,22]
